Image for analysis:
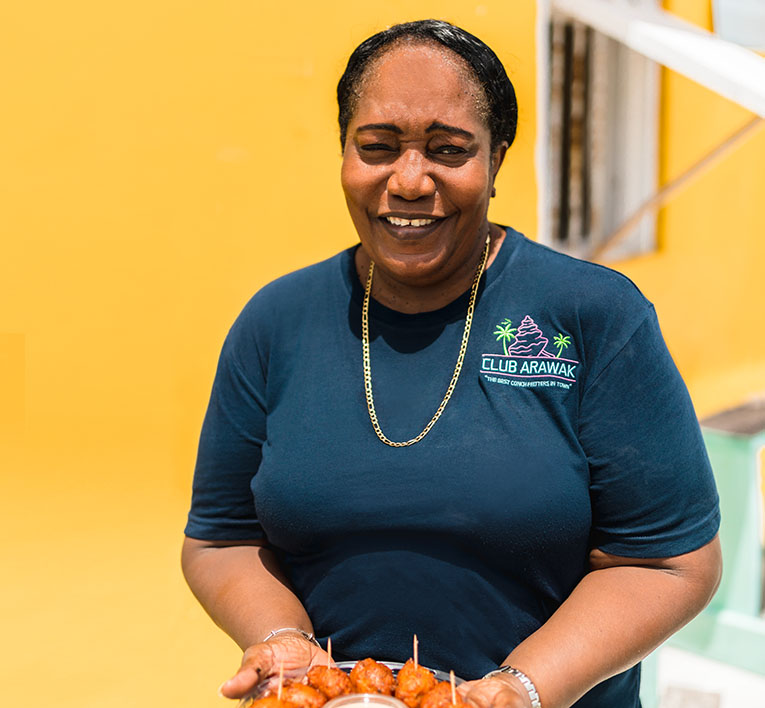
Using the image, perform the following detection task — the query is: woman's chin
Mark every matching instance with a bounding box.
[374,254,455,289]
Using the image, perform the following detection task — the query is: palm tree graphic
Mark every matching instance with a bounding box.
[553,333,571,358]
[493,318,517,355]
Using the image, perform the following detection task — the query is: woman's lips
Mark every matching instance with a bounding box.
[378,214,446,239]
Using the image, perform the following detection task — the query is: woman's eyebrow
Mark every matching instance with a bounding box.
[354,122,474,139]
[355,123,403,134]
[425,122,474,139]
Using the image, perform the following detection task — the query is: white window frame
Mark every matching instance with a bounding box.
[542,4,660,259]
[536,0,765,259]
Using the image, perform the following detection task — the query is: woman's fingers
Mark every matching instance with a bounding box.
[219,643,275,699]
[458,677,530,708]
[219,662,265,699]
[219,636,330,699]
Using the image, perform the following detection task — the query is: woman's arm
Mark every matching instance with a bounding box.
[461,535,722,708]
[181,536,329,698]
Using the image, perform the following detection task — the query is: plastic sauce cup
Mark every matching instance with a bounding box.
[325,695,409,708]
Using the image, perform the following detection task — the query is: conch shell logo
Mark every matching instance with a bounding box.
[484,314,578,387]
[507,315,554,358]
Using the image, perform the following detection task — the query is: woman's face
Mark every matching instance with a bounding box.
[341,44,506,291]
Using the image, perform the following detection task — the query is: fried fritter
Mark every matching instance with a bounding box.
[247,696,289,708]
[394,659,437,708]
[349,658,395,695]
[281,681,328,708]
[420,682,466,708]
[306,665,353,699]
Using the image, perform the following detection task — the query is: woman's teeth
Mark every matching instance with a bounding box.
[385,216,436,227]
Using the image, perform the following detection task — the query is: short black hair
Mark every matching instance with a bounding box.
[337,19,517,151]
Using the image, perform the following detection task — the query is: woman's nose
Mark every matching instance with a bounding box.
[387,150,436,200]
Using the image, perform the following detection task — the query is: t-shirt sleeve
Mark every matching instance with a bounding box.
[579,306,720,557]
[184,312,268,541]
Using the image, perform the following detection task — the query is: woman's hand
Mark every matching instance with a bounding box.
[181,539,327,699]
[219,632,330,699]
[458,676,531,708]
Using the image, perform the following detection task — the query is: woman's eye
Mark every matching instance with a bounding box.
[360,143,396,152]
[432,145,466,155]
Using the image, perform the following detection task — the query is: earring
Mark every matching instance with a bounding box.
[491,187,496,198]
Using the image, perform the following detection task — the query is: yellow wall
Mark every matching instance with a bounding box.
[0,3,538,706]
[615,0,765,417]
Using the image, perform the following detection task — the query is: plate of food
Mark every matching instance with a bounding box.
[239,643,466,708]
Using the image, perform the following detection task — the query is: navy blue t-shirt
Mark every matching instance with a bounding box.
[186,228,720,707]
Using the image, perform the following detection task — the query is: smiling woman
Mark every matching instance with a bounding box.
[339,28,515,312]
[181,20,721,708]
[342,44,501,312]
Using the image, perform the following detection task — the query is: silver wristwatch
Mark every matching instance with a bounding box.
[262,627,321,647]
[483,666,541,708]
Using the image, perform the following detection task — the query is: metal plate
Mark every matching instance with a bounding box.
[239,661,464,707]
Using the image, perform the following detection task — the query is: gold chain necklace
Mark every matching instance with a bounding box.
[362,233,491,447]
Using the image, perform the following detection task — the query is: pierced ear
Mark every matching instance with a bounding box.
[491,187,497,198]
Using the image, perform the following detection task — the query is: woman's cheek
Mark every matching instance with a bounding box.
[342,161,382,207]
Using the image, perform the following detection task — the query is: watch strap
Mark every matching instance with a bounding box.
[483,665,541,708]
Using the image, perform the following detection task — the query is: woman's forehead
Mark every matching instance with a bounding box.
[353,44,489,128]
[360,43,478,96]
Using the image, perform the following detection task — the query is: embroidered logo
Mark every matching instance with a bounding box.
[481,315,579,389]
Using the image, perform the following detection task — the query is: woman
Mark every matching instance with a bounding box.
[182,20,721,708]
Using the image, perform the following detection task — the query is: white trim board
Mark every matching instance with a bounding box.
[551,0,765,117]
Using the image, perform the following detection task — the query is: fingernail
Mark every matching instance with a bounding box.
[217,681,229,697]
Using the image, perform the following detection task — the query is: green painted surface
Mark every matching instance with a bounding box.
[639,650,659,708]
[704,429,764,617]
[669,609,765,675]
[664,427,765,675]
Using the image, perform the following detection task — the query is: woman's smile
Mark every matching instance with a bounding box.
[378,213,448,240]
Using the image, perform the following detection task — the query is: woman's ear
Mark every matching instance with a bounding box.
[489,142,508,198]
[491,141,509,179]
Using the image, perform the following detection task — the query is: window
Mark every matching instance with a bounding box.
[543,3,660,260]
[540,0,765,259]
